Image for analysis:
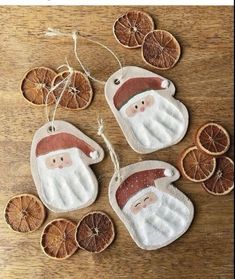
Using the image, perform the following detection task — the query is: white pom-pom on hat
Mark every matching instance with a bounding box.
[161,79,170,89]
[164,168,174,177]
[89,150,99,160]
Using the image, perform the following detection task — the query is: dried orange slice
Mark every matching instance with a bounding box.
[4,194,46,233]
[41,218,78,260]
[142,30,181,70]
[196,123,230,156]
[113,10,154,48]
[180,146,216,182]
[21,67,57,106]
[52,70,93,110]
[76,211,115,253]
[202,156,234,195]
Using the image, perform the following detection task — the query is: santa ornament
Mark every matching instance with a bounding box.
[105,66,189,154]
[31,120,104,212]
[109,161,194,250]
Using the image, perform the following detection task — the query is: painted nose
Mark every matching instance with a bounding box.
[58,165,63,169]
[143,204,147,208]
[140,107,145,112]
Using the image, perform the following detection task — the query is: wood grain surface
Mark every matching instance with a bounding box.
[0,6,233,279]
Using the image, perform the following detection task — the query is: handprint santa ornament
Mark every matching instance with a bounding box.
[31,120,104,213]
[109,161,194,250]
[105,66,189,154]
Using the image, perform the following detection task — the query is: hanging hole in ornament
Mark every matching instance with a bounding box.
[115,176,119,182]
[114,79,120,85]
[47,125,56,133]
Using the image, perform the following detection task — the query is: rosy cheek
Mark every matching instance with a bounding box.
[148,195,157,205]
[125,107,137,117]
[146,96,155,107]
[130,109,136,116]
[131,205,140,214]
[152,194,158,202]
[147,198,154,206]
[144,198,149,205]
[46,162,55,169]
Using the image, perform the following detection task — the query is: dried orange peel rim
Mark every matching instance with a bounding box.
[75,211,115,253]
[113,10,155,49]
[51,70,93,111]
[180,146,217,183]
[196,122,230,156]
[141,29,181,70]
[201,156,234,196]
[4,193,46,233]
[40,218,78,260]
[20,67,57,107]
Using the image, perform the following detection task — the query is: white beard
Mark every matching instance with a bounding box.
[122,186,191,248]
[36,147,96,211]
[120,90,185,149]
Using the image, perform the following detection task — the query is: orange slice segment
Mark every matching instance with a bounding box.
[4,194,46,233]
[41,218,78,260]
[196,122,230,156]
[180,146,216,182]
[76,211,115,253]
[142,30,181,70]
[113,10,154,48]
[21,67,57,106]
[202,156,234,195]
[52,70,93,110]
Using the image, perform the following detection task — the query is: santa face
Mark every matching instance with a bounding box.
[36,147,96,211]
[45,152,73,169]
[120,90,185,149]
[122,186,191,248]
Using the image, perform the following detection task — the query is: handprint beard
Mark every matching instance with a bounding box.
[36,147,97,211]
[122,186,191,248]
[120,90,185,149]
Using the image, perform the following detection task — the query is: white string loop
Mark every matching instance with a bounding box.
[45,28,124,85]
[97,118,121,182]
[44,59,74,131]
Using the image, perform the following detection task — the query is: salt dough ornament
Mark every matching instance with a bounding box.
[31,120,104,213]
[109,161,194,250]
[105,66,189,154]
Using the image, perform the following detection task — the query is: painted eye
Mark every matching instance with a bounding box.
[60,157,63,161]
[134,202,141,207]
[144,197,149,202]
[53,159,56,163]
[142,101,145,104]
[135,105,138,109]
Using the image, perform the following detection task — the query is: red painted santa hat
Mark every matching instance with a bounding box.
[36,132,94,157]
[113,77,169,110]
[116,168,173,209]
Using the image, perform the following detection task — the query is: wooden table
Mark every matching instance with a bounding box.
[0,6,233,279]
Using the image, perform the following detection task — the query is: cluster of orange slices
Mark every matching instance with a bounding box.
[21,66,93,110]
[113,10,181,70]
[180,123,234,196]
[4,194,115,260]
